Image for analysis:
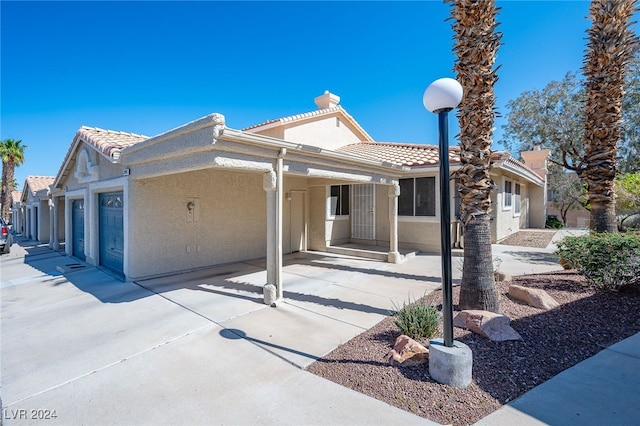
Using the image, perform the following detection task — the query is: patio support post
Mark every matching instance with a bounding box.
[388,183,401,263]
[263,170,279,306]
[49,196,59,250]
[276,148,286,300]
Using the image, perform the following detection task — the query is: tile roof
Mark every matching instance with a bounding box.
[25,176,55,194]
[75,126,149,158]
[54,126,149,188]
[242,106,374,142]
[337,142,462,168]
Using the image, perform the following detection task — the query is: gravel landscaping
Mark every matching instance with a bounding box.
[307,232,640,425]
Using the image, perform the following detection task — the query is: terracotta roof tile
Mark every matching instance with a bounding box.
[337,142,461,168]
[54,126,149,187]
[76,126,148,158]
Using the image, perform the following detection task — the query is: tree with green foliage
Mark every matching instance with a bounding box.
[616,172,640,231]
[547,164,587,225]
[1,139,27,221]
[501,50,640,174]
[502,72,588,170]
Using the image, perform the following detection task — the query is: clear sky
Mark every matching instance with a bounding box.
[2,1,637,190]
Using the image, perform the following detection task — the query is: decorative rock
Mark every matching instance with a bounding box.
[454,310,522,341]
[496,271,512,282]
[387,335,429,367]
[509,284,560,310]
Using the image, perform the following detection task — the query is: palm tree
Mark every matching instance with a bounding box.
[448,0,501,312]
[1,139,27,221]
[583,0,638,233]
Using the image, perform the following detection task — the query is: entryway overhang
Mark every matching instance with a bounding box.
[118,113,407,306]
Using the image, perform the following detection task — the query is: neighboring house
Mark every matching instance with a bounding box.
[10,190,23,233]
[19,176,55,243]
[48,91,548,305]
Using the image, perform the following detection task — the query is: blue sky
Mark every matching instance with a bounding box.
[2,1,637,190]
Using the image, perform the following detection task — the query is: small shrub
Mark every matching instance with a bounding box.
[555,232,640,291]
[392,296,441,340]
[546,215,564,229]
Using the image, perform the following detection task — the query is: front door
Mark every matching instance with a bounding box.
[72,199,85,261]
[351,184,375,240]
[289,191,305,253]
[99,192,124,277]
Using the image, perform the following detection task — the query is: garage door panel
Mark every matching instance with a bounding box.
[99,192,124,277]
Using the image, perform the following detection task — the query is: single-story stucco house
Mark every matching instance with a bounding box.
[13,176,56,243]
[44,91,548,304]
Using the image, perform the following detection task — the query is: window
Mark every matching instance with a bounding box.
[329,185,350,217]
[398,177,436,217]
[504,180,512,210]
[514,183,521,216]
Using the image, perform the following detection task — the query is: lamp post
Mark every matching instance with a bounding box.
[423,77,463,348]
[423,77,471,388]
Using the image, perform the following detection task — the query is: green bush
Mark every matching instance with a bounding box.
[555,232,640,291]
[392,296,441,340]
[546,215,564,229]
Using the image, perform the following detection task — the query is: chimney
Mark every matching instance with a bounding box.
[314,90,340,110]
[520,149,550,179]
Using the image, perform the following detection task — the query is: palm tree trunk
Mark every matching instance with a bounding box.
[583,0,638,233]
[449,0,501,312]
[459,215,499,312]
[1,161,12,221]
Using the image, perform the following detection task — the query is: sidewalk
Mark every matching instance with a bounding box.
[474,332,640,426]
[2,234,637,425]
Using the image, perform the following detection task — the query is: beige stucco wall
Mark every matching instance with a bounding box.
[282,176,310,254]
[493,172,541,242]
[59,143,129,192]
[252,127,284,140]
[127,169,268,279]
[282,116,364,150]
[374,184,391,247]
[308,185,327,251]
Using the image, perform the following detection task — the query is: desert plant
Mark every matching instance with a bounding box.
[546,215,565,229]
[392,296,441,340]
[555,232,640,290]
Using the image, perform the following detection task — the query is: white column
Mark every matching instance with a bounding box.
[49,198,56,249]
[388,183,401,263]
[263,170,278,306]
[275,148,285,300]
[30,206,37,241]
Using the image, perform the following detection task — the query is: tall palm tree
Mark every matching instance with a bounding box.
[448,0,501,312]
[583,0,638,233]
[1,139,27,221]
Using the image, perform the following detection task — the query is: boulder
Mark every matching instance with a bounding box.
[496,271,512,282]
[509,284,560,310]
[387,335,429,367]
[453,310,522,341]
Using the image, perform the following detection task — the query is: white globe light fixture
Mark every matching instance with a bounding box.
[423,77,463,113]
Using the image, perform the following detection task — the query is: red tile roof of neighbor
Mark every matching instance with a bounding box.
[25,176,55,193]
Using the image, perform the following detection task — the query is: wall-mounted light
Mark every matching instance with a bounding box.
[286,193,292,201]
[187,202,195,211]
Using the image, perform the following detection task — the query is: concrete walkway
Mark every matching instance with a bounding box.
[2,232,636,425]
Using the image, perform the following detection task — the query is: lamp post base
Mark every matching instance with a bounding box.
[429,338,473,388]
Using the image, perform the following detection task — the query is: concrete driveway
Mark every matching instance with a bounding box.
[1,238,565,425]
[2,240,450,425]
